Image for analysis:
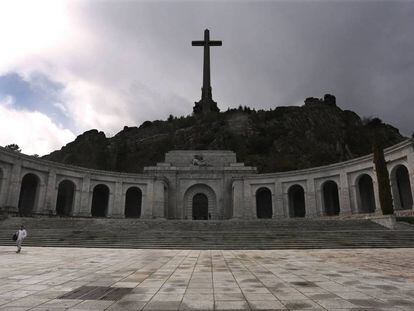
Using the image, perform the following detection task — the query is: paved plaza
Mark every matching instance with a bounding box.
[1,247,414,310]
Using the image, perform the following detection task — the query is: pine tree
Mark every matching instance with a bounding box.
[373,141,394,215]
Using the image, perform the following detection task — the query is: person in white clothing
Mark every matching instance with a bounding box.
[16,225,27,253]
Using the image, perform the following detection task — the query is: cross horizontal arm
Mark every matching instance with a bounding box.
[209,41,222,46]
[192,41,205,46]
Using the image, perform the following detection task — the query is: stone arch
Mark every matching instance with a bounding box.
[56,180,75,216]
[256,187,272,219]
[18,173,40,216]
[356,174,376,213]
[184,184,217,220]
[124,186,142,218]
[91,184,109,217]
[288,184,305,217]
[390,164,413,210]
[322,180,340,216]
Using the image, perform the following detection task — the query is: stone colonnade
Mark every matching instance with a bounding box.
[0,140,413,219]
[233,140,414,219]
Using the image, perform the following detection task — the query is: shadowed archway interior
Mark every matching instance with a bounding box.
[125,187,142,218]
[323,181,340,216]
[91,184,109,217]
[256,187,272,219]
[288,185,306,217]
[56,180,75,216]
[18,173,39,217]
[393,165,413,210]
[357,174,376,213]
[192,193,208,220]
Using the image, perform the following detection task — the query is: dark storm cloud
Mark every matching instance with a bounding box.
[54,1,414,136]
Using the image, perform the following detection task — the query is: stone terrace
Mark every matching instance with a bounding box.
[1,247,414,310]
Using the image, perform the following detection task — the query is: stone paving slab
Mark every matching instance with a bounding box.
[1,247,414,310]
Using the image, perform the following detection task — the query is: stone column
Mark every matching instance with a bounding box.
[244,181,255,219]
[110,181,124,218]
[43,170,57,215]
[407,149,414,211]
[305,179,317,217]
[141,182,153,219]
[273,180,285,218]
[79,175,91,217]
[106,190,115,218]
[339,172,352,215]
[152,179,166,219]
[6,162,22,212]
[371,172,382,215]
[0,167,8,208]
[231,179,244,219]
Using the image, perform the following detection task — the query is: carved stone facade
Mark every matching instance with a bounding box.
[0,140,413,219]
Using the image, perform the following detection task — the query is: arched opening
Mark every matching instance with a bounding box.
[192,193,208,220]
[322,181,340,216]
[56,180,75,216]
[125,187,142,218]
[357,174,376,213]
[91,184,109,217]
[288,185,306,217]
[392,165,413,210]
[18,173,40,216]
[256,187,272,219]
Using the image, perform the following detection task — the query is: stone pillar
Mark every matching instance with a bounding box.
[315,187,324,216]
[106,191,115,218]
[152,179,166,219]
[141,182,153,219]
[244,181,255,219]
[110,181,124,218]
[43,170,57,215]
[72,189,82,216]
[6,162,22,212]
[231,179,244,219]
[79,175,91,217]
[339,172,352,215]
[407,149,414,211]
[371,172,382,215]
[273,180,285,218]
[305,179,317,217]
[35,178,47,215]
[0,167,8,208]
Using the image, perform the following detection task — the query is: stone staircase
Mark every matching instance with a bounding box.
[1,216,414,249]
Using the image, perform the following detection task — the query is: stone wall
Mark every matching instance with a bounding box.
[1,140,413,220]
[234,139,414,219]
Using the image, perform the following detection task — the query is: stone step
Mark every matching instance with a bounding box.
[2,216,414,249]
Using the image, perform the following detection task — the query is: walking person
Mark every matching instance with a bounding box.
[15,225,27,253]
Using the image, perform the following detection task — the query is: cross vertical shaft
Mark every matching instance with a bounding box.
[192,29,222,114]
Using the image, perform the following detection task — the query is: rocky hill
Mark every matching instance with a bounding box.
[43,94,404,173]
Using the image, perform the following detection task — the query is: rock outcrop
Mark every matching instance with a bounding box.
[44,95,404,173]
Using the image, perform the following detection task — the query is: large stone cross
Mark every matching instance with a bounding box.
[192,29,222,114]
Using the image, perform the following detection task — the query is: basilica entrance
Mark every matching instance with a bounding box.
[192,193,208,220]
[184,184,216,220]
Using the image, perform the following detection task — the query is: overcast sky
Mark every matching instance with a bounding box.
[0,0,413,155]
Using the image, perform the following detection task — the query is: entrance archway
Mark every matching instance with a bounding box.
[357,174,376,213]
[288,185,305,217]
[256,187,272,219]
[18,173,40,216]
[322,181,340,216]
[391,165,413,210]
[125,187,142,218]
[56,180,75,216]
[184,184,216,220]
[91,184,109,217]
